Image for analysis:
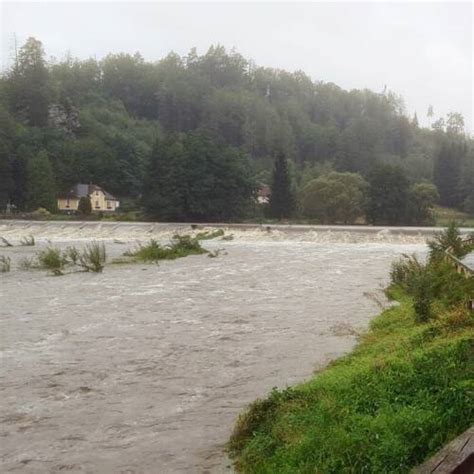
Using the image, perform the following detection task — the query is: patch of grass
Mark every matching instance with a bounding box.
[433,206,474,228]
[20,235,35,246]
[79,242,106,272]
[0,255,11,272]
[229,267,474,472]
[37,247,67,276]
[125,235,207,263]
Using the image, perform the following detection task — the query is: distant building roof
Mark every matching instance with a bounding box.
[60,184,118,201]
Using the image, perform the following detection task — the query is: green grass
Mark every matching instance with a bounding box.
[433,206,474,228]
[78,242,106,272]
[228,288,474,473]
[124,235,207,262]
[37,247,67,275]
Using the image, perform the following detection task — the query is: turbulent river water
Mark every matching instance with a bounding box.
[0,221,444,473]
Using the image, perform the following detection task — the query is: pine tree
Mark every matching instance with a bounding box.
[8,37,51,126]
[269,152,295,219]
[78,196,92,215]
[26,150,57,212]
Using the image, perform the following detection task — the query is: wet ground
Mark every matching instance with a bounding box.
[0,222,429,473]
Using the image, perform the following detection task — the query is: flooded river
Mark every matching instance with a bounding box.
[0,222,435,473]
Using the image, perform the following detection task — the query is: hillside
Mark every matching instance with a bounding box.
[0,38,473,221]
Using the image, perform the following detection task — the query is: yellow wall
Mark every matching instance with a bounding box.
[57,197,79,211]
[57,191,119,212]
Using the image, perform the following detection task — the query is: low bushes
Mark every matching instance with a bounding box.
[124,235,207,262]
[26,242,106,275]
[78,242,106,272]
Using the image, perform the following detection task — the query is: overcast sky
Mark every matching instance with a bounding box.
[1,1,473,133]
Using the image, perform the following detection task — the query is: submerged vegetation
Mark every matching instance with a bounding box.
[229,226,474,473]
[0,255,11,272]
[78,242,106,272]
[20,235,35,246]
[124,235,207,262]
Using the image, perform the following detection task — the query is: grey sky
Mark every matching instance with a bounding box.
[1,1,473,133]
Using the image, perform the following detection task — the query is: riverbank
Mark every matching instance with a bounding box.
[228,283,474,472]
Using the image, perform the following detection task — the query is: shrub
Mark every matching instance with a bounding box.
[20,235,35,246]
[412,270,434,323]
[0,255,11,273]
[125,235,207,263]
[31,207,52,219]
[79,242,106,272]
[389,254,424,289]
[64,246,80,265]
[428,221,472,260]
[37,247,66,275]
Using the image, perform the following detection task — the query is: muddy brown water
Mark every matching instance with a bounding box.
[0,222,432,473]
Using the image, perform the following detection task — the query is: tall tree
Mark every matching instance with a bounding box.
[301,172,368,224]
[0,143,14,210]
[366,163,410,225]
[26,150,57,212]
[144,132,255,221]
[8,37,51,126]
[143,136,186,221]
[433,139,464,207]
[269,152,295,219]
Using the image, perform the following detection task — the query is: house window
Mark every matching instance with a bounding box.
[95,201,100,208]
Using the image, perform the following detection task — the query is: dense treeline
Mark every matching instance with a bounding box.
[0,37,473,222]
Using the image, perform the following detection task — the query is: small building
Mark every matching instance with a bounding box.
[57,184,120,213]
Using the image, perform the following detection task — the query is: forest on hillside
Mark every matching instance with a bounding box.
[0,37,473,223]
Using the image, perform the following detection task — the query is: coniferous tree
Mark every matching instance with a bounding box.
[26,150,57,212]
[269,152,295,219]
[8,37,51,126]
[78,196,92,215]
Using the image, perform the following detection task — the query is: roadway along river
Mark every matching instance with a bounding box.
[0,223,432,473]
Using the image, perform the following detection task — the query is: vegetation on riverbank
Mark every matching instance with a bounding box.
[228,227,474,473]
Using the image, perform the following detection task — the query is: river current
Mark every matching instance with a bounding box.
[0,222,440,473]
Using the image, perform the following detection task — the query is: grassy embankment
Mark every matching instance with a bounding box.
[229,229,474,473]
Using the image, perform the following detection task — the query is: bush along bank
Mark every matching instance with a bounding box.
[228,226,474,473]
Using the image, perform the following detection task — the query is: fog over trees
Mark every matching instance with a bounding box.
[0,38,473,223]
